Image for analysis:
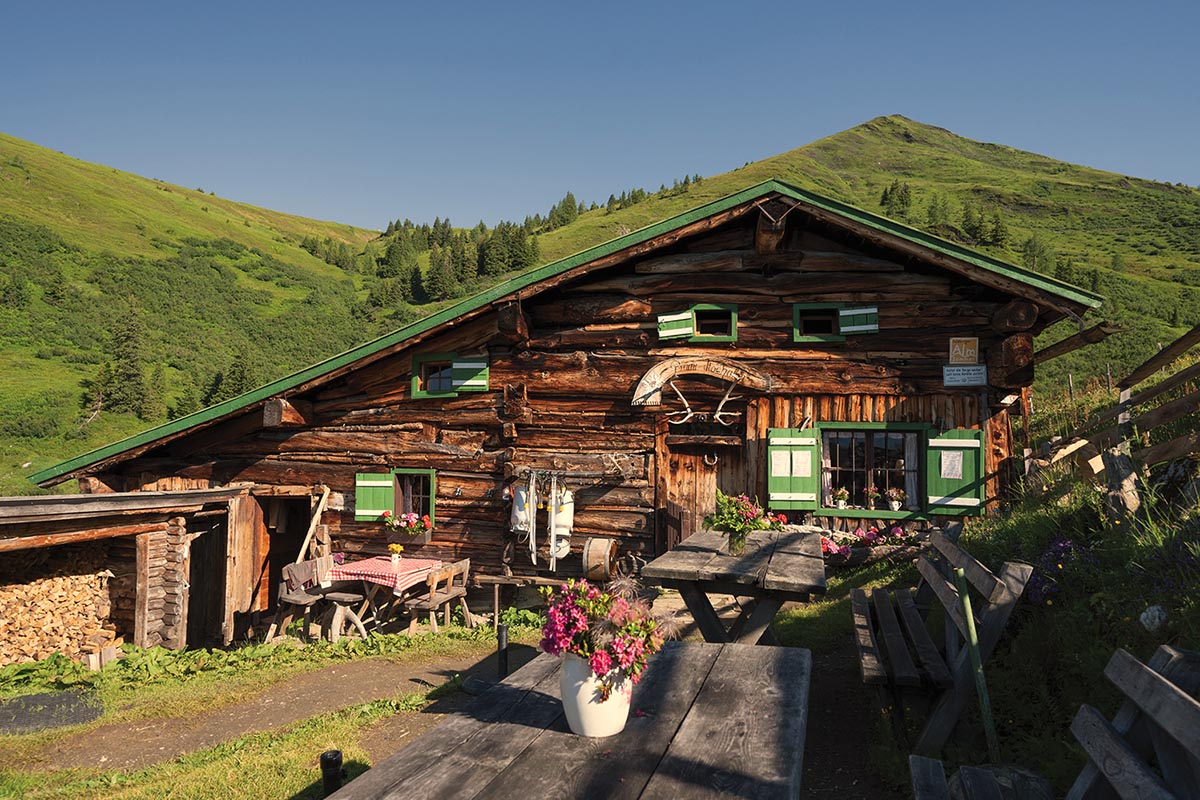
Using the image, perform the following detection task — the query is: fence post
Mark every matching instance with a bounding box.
[953,568,1001,765]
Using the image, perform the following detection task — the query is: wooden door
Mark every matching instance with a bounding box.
[223,495,270,644]
[665,444,718,544]
[187,519,226,648]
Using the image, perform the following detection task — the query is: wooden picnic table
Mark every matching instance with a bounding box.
[640,528,826,645]
[329,640,812,799]
[327,556,444,631]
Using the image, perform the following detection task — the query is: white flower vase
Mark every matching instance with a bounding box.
[390,553,400,568]
[836,499,847,509]
[559,653,632,737]
[889,500,903,512]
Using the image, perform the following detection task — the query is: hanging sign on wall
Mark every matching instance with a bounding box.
[949,337,979,365]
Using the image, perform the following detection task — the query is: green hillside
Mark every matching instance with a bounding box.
[4,116,1199,495]
[0,133,380,493]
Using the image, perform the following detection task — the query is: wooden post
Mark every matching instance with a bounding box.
[1106,363,1113,393]
[134,532,149,647]
[954,567,1001,764]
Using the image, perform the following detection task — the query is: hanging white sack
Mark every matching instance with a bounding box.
[550,489,574,559]
[510,484,531,532]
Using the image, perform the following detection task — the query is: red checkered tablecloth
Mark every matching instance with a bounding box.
[328,557,443,595]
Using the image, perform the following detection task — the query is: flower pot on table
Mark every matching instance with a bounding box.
[559,653,632,737]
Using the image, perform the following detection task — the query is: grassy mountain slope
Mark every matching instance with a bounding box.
[5,116,1199,494]
[0,133,378,493]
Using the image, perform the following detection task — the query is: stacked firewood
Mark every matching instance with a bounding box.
[0,543,122,666]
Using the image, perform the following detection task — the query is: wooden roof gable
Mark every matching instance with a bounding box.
[30,179,1102,487]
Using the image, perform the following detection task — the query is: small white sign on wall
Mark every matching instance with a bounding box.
[940,450,964,480]
[943,365,988,386]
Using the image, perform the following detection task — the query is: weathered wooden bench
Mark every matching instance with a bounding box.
[909,644,1200,799]
[851,530,1032,755]
[405,558,474,634]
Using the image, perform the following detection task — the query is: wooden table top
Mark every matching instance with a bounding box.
[640,528,827,601]
[329,641,812,800]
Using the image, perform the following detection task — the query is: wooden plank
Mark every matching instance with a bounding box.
[731,597,782,645]
[134,532,149,647]
[640,644,811,800]
[0,521,172,553]
[1120,322,1200,389]
[915,557,969,638]
[1033,322,1123,364]
[915,561,1033,756]
[1071,704,1175,800]
[908,755,951,800]
[327,653,564,800]
[850,589,887,685]
[1104,648,1200,759]
[895,589,954,689]
[263,397,313,428]
[1069,645,1200,800]
[956,766,1006,800]
[1137,431,1200,468]
[0,486,247,522]
[929,531,1003,602]
[871,589,921,687]
[696,531,774,585]
[764,531,826,595]
[473,642,720,800]
[677,583,732,643]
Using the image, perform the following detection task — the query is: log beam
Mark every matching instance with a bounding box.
[263,397,314,428]
[991,300,1039,333]
[755,200,794,255]
[987,333,1034,388]
[495,302,530,346]
[1033,322,1124,365]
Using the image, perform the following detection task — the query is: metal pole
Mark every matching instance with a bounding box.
[320,749,344,796]
[953,568,1001,764]
[498,623,509,680]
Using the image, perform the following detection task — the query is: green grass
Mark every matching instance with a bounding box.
[0,623,544,799]
[0,684,449,800]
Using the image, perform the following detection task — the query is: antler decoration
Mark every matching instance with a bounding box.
[665,380,695,425]
[713,381,743,426]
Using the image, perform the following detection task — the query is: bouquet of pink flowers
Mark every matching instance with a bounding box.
[539,577,679,698]
[381,510,432,536]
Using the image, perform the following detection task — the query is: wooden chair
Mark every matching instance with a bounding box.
[266,557,368,643]
[910,644,1200,800]
[404,559,474,635]
[850,530,1032,755]
[265,580,323,641]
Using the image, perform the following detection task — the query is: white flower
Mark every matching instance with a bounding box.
[1139,605,1167,633]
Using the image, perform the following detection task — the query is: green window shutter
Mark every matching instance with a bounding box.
[451,356,489,392]
[838,306,879,335]
[925,429,985,516]
[354,473,395,521]
[767,428,819,510]
[657,311,694,340]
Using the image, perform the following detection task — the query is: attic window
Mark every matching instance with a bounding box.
[793,304,845,343]
[412,353,456,397]
[689,304,737,343]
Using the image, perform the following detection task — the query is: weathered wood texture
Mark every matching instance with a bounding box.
[329,641,812,800]
[95,212,1049,587]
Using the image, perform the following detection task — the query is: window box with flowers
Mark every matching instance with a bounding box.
[820,525,926,567]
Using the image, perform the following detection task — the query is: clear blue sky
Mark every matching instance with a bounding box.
[3,1,1197,230]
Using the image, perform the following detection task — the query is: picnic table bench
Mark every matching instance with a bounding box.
[641,527,825,646]
[328,640,813,799]
[850,530,1032,755]
[910,644,1200,799]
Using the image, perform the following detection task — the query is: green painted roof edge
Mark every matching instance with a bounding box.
[30,178,1100,485]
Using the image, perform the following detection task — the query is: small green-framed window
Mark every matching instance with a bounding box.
[411,352,489,398]
[793,304,879,342]
[412,352,456,398]
[657,304,738,343]
[690,304,737,342]
[354,468,437,524]
[793,303,845,343]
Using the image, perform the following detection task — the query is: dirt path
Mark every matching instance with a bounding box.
[28,645,537,772]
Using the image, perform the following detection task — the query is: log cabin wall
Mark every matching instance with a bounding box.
[98,207,1037,579]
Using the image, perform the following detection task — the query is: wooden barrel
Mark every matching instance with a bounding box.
[583,537,618,582]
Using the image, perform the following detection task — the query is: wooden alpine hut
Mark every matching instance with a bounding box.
[21,179,1101,646]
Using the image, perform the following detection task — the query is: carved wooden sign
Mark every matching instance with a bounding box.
[631,356,772,406]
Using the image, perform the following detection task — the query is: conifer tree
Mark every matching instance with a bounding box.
[988,211,1009,246]
[140,364,167,421]
[171,379,202,419]
[105,310,149,415]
